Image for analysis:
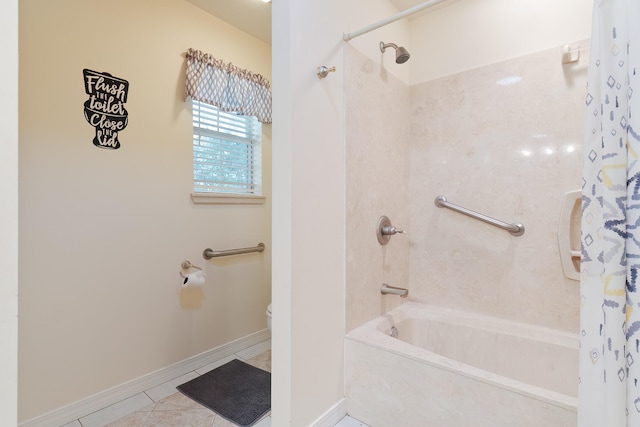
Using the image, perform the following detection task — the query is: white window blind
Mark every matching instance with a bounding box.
[192,100,262,194]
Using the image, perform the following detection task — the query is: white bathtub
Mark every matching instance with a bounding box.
[345,301,578,427]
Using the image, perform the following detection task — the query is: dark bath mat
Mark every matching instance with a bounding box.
[177,358,271,427]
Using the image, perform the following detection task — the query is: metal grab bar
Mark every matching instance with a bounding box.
[203,242,266,259]
[434,195,525,237]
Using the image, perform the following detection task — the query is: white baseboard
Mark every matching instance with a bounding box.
[20,329,271,427]
[310,398,347,427]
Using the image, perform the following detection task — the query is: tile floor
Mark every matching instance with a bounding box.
[59,340,369,427]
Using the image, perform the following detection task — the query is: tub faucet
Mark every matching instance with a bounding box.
[381,283,408,298]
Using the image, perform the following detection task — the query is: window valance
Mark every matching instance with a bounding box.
[185,48,272,124]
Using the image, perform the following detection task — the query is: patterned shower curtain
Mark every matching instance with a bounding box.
[580,0,640,425]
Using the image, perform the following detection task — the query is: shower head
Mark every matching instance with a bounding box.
[380,41,410,64]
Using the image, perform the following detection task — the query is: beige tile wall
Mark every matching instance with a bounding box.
[345,45,411,331]
[346,41,587,332]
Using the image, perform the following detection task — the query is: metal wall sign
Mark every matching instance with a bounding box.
[82,69,129,150]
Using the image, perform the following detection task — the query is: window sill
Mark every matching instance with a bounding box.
[191,192,266,205]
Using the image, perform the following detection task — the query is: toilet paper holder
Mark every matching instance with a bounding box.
[179,260,206,287]
[180,260,202,280]
[181,260,202,271]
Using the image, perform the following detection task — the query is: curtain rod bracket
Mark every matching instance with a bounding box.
[317,65,336,79]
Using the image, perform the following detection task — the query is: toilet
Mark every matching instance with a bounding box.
[266,303,272,331]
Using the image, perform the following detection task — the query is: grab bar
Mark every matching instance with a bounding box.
[434,195,525,236]
[203,242,266,259]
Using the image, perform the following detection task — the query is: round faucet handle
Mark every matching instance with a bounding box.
[377,216,406,244]
[382,225,405,235]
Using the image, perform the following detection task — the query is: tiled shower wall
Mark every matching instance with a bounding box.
[345,45,411,332]
[346,42,587,332]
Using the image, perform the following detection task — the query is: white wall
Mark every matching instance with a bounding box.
[344,1,411,85]
[340,0,592,336]
[341,0,593,337]
[410,0,593,85]
[0,0,18,425]
[19,0,271,421]
[271,0,417,423]
[408,44,586,331]
[14,0,596,424]
[341,0,593,419]
[272,1,346,425]
[402,0,593,332]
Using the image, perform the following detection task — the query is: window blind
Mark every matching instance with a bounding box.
[192,100,262,194]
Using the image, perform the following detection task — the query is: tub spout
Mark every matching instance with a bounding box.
[381,283,408,298]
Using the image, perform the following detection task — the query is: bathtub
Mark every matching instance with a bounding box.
[345,301,578,427]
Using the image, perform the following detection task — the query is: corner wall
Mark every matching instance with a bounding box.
[18,0,271,421]
[345,44,411,331]
[272,0,347,424]
[0,0,18,425]
[271,0,411,424]
[403,0,593,331]
[408,44,588,331]
[409,0,593,85]
[343,2,593,334]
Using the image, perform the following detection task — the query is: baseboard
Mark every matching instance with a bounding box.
[310,398,347,427]
[20,329,271,427]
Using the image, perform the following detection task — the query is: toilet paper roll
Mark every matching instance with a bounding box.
[181,270,205,288]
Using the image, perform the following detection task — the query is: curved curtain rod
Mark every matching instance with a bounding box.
[343,0,450,42]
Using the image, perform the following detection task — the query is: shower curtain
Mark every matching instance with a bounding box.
[580,1,640,425]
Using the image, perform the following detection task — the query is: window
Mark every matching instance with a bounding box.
[192,100,262,197]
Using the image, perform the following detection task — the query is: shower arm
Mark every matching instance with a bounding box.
[343,0,449,41]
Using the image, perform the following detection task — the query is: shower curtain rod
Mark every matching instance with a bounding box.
[343,0,450,42]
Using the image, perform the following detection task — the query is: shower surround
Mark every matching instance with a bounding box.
[345,45,411,332]
[346,41,585,332]
[408,44,585,332]
[345,41,586,424]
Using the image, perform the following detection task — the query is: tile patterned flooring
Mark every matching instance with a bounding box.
[59,340,369,427]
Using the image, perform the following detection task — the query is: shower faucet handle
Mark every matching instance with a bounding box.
[382,225,404,235]
[376,215,406,245]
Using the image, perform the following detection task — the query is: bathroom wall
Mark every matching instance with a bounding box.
[19,0,271,421]
[272,0,348,424]
[345,44,411,331]
[408,43,588,332]
[343,1,412,86]
[409,0,593,85]
[344,1,592,333]
[342,4,412,331]
[404,0,592,332]
[1,0,18,424]
[271,0,412,424]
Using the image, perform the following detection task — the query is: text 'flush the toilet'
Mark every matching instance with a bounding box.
[82,69,129,150]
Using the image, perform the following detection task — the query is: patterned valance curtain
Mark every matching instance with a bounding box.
[185,48,272,124]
